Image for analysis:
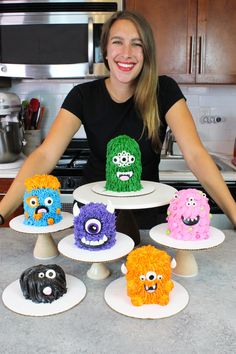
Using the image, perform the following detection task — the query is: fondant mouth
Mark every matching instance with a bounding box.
[42,286,52,296]
[181,215,200,226]
[144,284,157,293]
[116,171,133,181]
[35,205,49,214]
[80,234,108,247]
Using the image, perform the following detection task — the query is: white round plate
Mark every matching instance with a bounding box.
[58,232,134,263]
[150,223,225,250]
[92,180,155,197]
[2,275,86,317]
[73,182,177,210]
[104,277,189,319]
[9,212,73,234]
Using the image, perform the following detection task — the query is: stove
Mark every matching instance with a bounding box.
[52,139,90,193]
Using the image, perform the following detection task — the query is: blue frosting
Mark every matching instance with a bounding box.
[23,188,62,226]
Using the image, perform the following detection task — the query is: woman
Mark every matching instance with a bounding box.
[0,11,235,229]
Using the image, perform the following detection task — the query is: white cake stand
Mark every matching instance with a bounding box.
[73,181,177,245]
[150,223,225,277]
[2,274,86,317]
[104,277,189,319]
[9,212,73,260]
[58,232,135,280]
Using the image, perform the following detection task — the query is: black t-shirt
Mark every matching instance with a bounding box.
[62,75,185,183]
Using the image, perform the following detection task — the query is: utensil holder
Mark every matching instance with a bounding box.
[22,129,41,156]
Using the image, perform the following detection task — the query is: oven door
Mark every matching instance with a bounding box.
[0,0,122,79]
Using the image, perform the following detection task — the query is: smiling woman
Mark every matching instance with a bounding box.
[0,10,235,236]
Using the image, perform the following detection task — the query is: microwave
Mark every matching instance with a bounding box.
[0,0,123,79]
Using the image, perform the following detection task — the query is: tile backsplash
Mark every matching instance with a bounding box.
[2,79,236,155]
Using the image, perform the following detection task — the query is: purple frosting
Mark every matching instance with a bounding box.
[73,202,116,251]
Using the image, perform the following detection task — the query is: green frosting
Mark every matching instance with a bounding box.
[105,135,142,192]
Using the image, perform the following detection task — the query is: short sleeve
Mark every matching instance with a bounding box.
[158,76,186,119]
[61,85,84,123]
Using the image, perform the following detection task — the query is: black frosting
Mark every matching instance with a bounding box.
[20,264,67,303]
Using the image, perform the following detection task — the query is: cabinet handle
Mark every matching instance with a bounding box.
[88,17,94,75]
[189,35,195,74]
[198,35,204,74]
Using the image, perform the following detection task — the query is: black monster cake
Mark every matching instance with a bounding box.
[20,264,67,303]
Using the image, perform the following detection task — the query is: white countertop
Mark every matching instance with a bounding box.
[0,154,235,182]
[0,154,26,178]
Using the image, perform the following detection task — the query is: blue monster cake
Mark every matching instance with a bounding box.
[73,202,116,251]
[23,174,62,226]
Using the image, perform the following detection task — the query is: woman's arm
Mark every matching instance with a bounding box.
[166,98,236,227]
[0,108,81,221]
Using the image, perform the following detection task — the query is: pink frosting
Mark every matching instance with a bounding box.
[166,188,210,241]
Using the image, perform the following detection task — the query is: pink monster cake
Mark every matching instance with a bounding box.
[166,188,211,241]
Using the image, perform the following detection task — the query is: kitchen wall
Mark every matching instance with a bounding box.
[2,79,236,155]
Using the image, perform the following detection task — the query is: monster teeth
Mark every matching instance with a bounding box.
[90,240,97,246]
[81,235,108,246]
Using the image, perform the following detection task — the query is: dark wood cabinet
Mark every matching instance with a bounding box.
[0,178,23,227]
[125,0,236,84]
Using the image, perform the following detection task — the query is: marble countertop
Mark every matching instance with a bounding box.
[0,227,235,354]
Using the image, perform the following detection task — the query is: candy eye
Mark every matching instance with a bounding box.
[192,201,196,206]
[44,197,53,206]
[38,272,44,278]
[112,156,119,164]
[121,155,128,163]
[139,275,145,281]
[157,275,163,280]
[85,218,101,234]
[129,155,135,164]
[46,269,56,279]
[186,201,191,206]
[146,271,157,281]
[174,193,179,199]
[27,196,39,208]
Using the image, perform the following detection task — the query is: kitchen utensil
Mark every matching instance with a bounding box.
[27,98,40,130]
[36,106,45,129]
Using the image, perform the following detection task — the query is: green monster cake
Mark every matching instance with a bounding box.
[105,135,143,192]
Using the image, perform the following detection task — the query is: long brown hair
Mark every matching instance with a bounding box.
[100,11,160,151]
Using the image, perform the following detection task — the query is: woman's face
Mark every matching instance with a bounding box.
[106,19,144,85]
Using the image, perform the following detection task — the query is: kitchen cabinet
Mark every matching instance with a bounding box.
[125,0,236,84]
[0,178,23,227]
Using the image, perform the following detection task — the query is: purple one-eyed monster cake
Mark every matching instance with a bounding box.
[73,202,116,251]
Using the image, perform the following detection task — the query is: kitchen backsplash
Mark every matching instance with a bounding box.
[2,79,236,155]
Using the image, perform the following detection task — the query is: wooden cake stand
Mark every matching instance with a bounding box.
[73,181,177,245]
[9,212,73,260]
[2,274,86,317]
[58,232,135,280]
[149,223,225,277]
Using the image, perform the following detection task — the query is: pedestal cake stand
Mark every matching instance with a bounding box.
[104,277,189,319]
[58,232,135,280]
[150,223,225,277]
[2,274,86,317]
[9,212,73,260]
[73,181,177,245]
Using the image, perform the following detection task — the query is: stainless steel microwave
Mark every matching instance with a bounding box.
[0,0,123,79]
